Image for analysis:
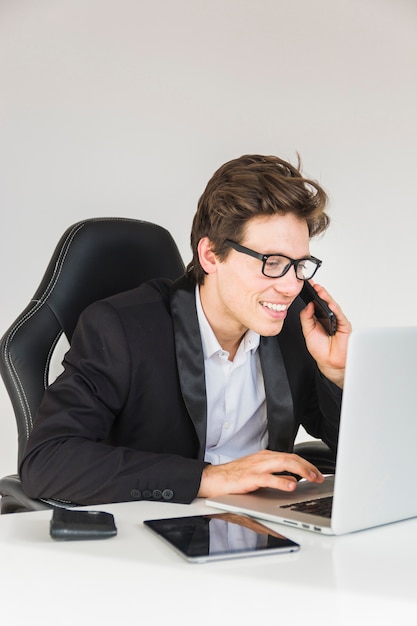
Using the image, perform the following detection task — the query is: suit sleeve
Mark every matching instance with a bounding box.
[19,299,205,505]
[304,371,342,452]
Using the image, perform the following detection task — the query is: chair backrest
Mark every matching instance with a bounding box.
[0,217,185,466]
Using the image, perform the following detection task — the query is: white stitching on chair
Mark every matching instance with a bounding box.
[2,223,86,439]
[2,217,154,445]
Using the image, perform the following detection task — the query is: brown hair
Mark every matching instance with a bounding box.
[187,154,330,284]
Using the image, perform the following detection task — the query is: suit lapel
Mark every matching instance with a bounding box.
[259,336,295,452]
[170,276,207,459]
[170,275,295,458]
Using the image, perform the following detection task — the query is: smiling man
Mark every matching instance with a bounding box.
[20,154,351,506]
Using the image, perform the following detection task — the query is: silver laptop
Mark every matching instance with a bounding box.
[206,327,417,535]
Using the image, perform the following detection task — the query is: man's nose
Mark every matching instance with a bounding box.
[272,266,302,297]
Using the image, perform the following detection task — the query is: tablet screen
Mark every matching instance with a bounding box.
[144,512,300,563]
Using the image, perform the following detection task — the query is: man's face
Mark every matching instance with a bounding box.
[200,213,311,340]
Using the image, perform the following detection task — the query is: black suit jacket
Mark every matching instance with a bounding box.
[20,275,342,505]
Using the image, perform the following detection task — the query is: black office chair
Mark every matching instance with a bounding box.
[0,217,185,513]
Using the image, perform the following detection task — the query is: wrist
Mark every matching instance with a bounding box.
[198,463,224,498]
[320,366,345,389]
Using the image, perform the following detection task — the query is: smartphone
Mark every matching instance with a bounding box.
[300,281,337,336]
[50,508,117,541]
[143,512,300,563]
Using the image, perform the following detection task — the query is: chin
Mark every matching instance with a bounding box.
[257,321,285,337]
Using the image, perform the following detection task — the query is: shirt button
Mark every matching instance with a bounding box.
[162,489,174,500]
[130,489,141,499]
[142,489,152,499]
[152,489,162,500]
[224,421,231,430]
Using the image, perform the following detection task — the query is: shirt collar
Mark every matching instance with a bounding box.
[195,286,260,359]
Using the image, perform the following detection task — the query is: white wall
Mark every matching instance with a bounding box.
[1,0,416,478]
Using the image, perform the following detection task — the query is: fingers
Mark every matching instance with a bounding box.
[273,456,324,487]
[306,282,351,336]
[198,450,324,498]
[299,301,320,336]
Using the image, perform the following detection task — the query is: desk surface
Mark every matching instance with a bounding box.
[1,499,416,625]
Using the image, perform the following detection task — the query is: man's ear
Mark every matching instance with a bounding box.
[197,237,218,274]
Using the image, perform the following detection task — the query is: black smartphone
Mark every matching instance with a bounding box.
[300,281,337,336]
[50,508,117,541]
[143,512,300,563]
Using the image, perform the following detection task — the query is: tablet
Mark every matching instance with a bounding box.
[143,512,300,563]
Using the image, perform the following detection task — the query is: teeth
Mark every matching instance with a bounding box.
[261,302,287,312]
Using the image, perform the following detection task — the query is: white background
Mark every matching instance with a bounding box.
[1,0,416,479]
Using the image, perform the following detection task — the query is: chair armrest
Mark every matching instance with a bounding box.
[0,474,53,514]
[293,441,336,475]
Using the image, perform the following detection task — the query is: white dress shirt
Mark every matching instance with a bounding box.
[195,286,268,465]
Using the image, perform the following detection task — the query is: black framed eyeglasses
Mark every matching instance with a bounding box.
[225,240,322,280]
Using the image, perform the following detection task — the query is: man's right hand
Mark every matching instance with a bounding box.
[197,449,324,498]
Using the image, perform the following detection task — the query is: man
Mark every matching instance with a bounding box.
[20,154,351,505]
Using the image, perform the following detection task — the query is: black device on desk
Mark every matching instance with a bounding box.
[300,281,337,336]
[144,512,300,563]
[50,508,117,540]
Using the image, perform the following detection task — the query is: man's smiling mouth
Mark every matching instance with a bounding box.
[260,301,287,312]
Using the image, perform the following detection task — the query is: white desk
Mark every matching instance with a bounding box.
[1,499,416,625]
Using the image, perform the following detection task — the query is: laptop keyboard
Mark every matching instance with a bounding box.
[280,495,333,518]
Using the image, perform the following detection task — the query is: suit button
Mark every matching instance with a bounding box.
[152,489,162,499]
[162,489,174,500]
[130,489,141,499]
[142,489,152,499]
